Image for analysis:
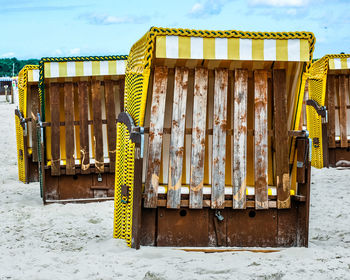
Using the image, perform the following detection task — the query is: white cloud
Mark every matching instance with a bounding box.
[54,49,63,56]
[188,0,228,18]
[190,3,205,15]
[1,52,15,58]
[69,48,80,55]
[84,14,149,25]
[249,0,309,7]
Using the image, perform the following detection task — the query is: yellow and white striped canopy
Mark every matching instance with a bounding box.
[44,60,126,78]
[329,57,350,70]
[155,36,310,62]
[28,69,39,82]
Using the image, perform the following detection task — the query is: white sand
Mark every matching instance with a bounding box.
[0,97,349,280]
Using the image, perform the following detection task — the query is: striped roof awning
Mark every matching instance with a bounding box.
[0,77,13,82]
[44,60,126,79]
[155,36,310,62]
[28,69,39,82]
[329,57,350,70]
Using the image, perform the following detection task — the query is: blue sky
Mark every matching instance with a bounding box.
[1,0,349,59]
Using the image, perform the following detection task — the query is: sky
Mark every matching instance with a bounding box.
[0,0,349,60]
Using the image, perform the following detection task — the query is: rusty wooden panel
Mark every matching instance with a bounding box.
[208,209,227,246]
[211,68,228,209]
[58,174,93,199]
[64,83,75,175]
[43,169,59,200]
[277,204,298,246]
[167,67,189,209]
[157,208,209,246]
[227,208,278,247]
[254,70,268,210]
[189,68,208,209]
[78,82,90,174]
[50,83,61,176]
[104,80,117,172]
[339,75,348,148]
[27,159,39,183]
[131,141,143,249]
[140,208,157,246]
[273,69,290,209]
[30,85,39,162]
[327,75,336,148]
[144,66,168,208]
[233,69,248,209]
[296,138,311,247]
[91,80,104,173]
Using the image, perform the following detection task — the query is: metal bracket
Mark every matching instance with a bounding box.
[117,112,144,158]
[97,173,103,182]
[215,210,224,221]
[306,99,327,119]
[313,137,320,148]
[37,113,44,144]
[121,184,130,204]
[15,108,27,136]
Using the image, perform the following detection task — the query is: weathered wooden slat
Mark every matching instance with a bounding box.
[327,75,336,148]
[78,82,90,174]
[232,69,248,209]
[119,79,125,112]
[91,80,104,173]
[273,69,290,209]
[339,75,348,148]
[144,66,168,208]
[211,68,228,209]
[30,85,39,162]
[189,68,208,209]
[167,67,189,209]
[104,80,117,172]
[254,70,268,210]
[50,83,60,176]
[64,83,75,175]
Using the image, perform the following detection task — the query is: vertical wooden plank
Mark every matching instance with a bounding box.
[64,83,75,175]
[339,75,348,148]
[189,68,208,209]
[104,80,117,172]
[211,68,228,209]
[119,79,125,112]
[167,67,189,209]
[254,70,268,210]
[50,83,60,176]
[91,80,104,173]
[327,75,336,148]
[232,69,248,209]
[144,66,168,208]
[30,85,39,162]
[273,69,290,209]
[78,82,90,174]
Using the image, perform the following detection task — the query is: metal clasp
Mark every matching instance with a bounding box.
[215,210,224,221]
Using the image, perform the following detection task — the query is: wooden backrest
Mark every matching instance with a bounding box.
[41,58,127,176]
[142,63,302,210]
[326,71,350,148]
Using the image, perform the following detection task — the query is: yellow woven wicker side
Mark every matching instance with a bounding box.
[113,122,135,247]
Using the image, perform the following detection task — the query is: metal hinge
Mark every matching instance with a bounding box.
[117,112,144,159]
[306,99,327,122]
[15,108,27,136]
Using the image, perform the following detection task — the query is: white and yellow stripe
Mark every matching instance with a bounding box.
[28,69,39,82]
[44,60,126,78]
[157,186,295,196]
[329,57,350,70]
[156,36,309,62]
